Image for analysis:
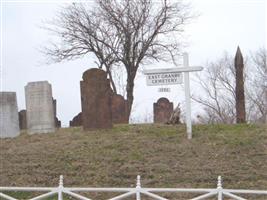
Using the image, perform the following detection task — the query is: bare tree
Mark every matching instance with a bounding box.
[193,53,236,124]
[43,3,120,93]
[111,65,127,98]
[246,47,267,123]
[193,48,266,124]
[43,0,193,119]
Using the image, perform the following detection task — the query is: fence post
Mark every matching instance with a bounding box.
[217,176,223,200]
[136,175,141,200]
[58,175,63,200]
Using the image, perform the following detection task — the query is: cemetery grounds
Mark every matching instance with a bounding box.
[0,123,266,199]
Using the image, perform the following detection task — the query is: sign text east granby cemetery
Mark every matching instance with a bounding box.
[146,72,183,86]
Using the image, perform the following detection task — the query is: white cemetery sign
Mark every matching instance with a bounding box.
[143,53,203,139]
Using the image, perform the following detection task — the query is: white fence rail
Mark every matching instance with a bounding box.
[0,175,266,200]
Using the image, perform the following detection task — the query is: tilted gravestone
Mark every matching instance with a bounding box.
[153,97,173,123]
[111,94,129,124]
[69,112,83,127]
[25,81,55,134]
[18,109,27,130]
[80,68,112,130]
[0,92,20,138]
[53,98,61,128]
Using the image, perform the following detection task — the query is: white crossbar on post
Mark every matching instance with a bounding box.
[143,67,203,74]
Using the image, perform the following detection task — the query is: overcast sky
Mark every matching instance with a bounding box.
[1,0,266,126]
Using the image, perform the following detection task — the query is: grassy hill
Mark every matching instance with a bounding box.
[0,124,266,199]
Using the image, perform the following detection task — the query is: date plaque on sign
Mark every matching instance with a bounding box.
[158,88,171,92]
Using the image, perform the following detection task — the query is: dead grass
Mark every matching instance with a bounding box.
[0,123,266,199]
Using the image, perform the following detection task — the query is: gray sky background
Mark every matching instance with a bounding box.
[1,0,266,126]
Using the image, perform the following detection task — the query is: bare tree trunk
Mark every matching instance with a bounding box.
[126,73,135,121]
[235,46,246,123]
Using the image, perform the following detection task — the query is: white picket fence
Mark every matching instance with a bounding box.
[0,175,266,200]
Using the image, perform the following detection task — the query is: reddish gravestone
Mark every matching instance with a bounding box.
[18,109,27,130]
[69,112,83,127]
[111,94,129,124]
[153,97,173,123]
[80,68,112,130]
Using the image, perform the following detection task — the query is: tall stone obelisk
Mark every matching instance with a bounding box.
[235,46,246,123]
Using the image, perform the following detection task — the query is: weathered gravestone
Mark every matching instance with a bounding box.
[153,97,173,123]
[18,109,27,130]
[80,68,112,130]
[53,98,61,128]
[0,92,20,138]
[111,94,129,124]
[25,81,55,134]
[69,112,83,127]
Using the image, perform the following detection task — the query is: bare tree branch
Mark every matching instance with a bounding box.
[194,49,266,124]
[42,0,194,118]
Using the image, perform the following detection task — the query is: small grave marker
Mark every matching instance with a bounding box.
[154,97,173,123]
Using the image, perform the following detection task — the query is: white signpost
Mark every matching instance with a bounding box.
[143,53,203,139]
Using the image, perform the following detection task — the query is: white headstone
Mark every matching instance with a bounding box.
[0,92,20,138]
[25,81,55,134]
